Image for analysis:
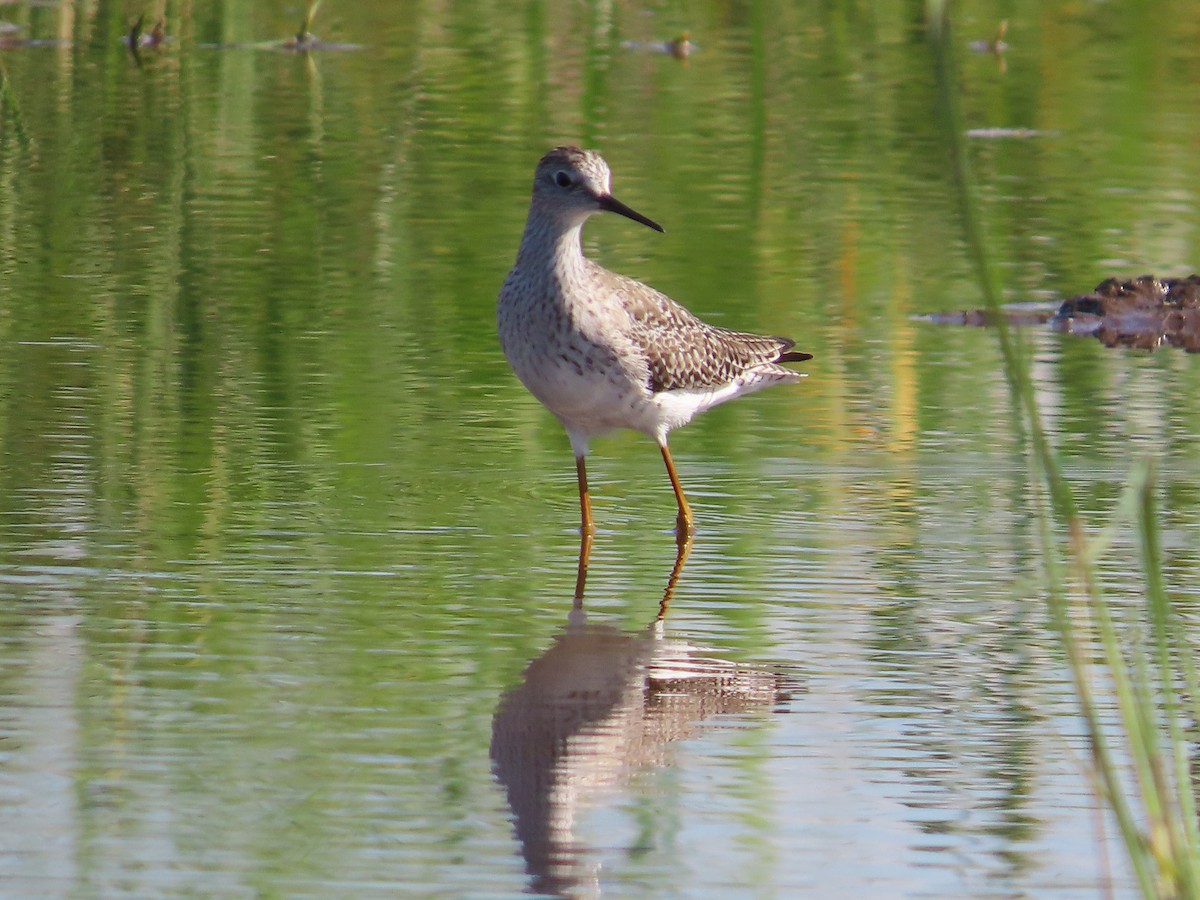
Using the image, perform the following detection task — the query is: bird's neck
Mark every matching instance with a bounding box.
[515,210,588,280]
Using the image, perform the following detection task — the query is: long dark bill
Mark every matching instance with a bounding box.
[598,193,665,233]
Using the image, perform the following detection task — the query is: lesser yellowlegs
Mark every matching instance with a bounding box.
[498,146,811,538]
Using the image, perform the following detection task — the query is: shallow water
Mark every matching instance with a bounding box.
[2,2,1199,897]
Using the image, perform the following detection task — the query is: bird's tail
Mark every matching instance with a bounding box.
[778,350,813,363]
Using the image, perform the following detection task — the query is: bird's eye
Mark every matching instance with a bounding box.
[554,171,573,188]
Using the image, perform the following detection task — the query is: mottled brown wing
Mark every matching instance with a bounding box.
[611,272,809,393]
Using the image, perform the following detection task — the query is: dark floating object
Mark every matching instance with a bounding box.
[967,20,1007,72]
[279,0,322,50]
[966,127,1057,140]
[198,0,362,52]
[1053,274,1200,351]
[0,20,69,49]
[198,36,363,52]
[274,0,361,52]
[922,275,1200,352]
[621,31,696,60]
[124,15,169,65]
[129,16,167,47]
[281,33,317,50]
[919,304,1055,328]
[968,19,1008,54]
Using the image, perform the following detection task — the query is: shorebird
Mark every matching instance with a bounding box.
[498,146,811,538]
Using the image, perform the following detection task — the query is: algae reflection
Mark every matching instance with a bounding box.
[491,537,796,896]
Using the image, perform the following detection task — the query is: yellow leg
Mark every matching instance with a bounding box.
[575,454,596,536]
[659,442,694,540]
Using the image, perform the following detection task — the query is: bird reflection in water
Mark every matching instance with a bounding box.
[491,534,794,897]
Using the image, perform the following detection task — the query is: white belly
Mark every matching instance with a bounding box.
[506,337,657,437]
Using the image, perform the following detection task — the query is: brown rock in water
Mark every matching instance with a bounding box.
[1053,274,1200,351]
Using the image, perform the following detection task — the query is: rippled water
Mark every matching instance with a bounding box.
[2,2,1200,897]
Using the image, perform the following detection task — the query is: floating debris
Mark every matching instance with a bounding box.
[198,35,362,52]
[123,15,170,66]
[966,127,1058,139]
[922,275,1200,352]
[275,0,361,51]
[0,20,69,49]
[918,304,1056,328]
[199,0,362,52]
[967,20,1007,72]
[125,15,168,47]
[0,35,69,48]
[1053,274,1200,351]
[621,31,696,61]
[122,14,169,64]
[968,20,1008,54]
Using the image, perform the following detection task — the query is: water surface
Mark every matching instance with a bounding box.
[2,2,1199,896]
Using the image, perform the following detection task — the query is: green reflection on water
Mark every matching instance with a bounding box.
[1,1,1199,896]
